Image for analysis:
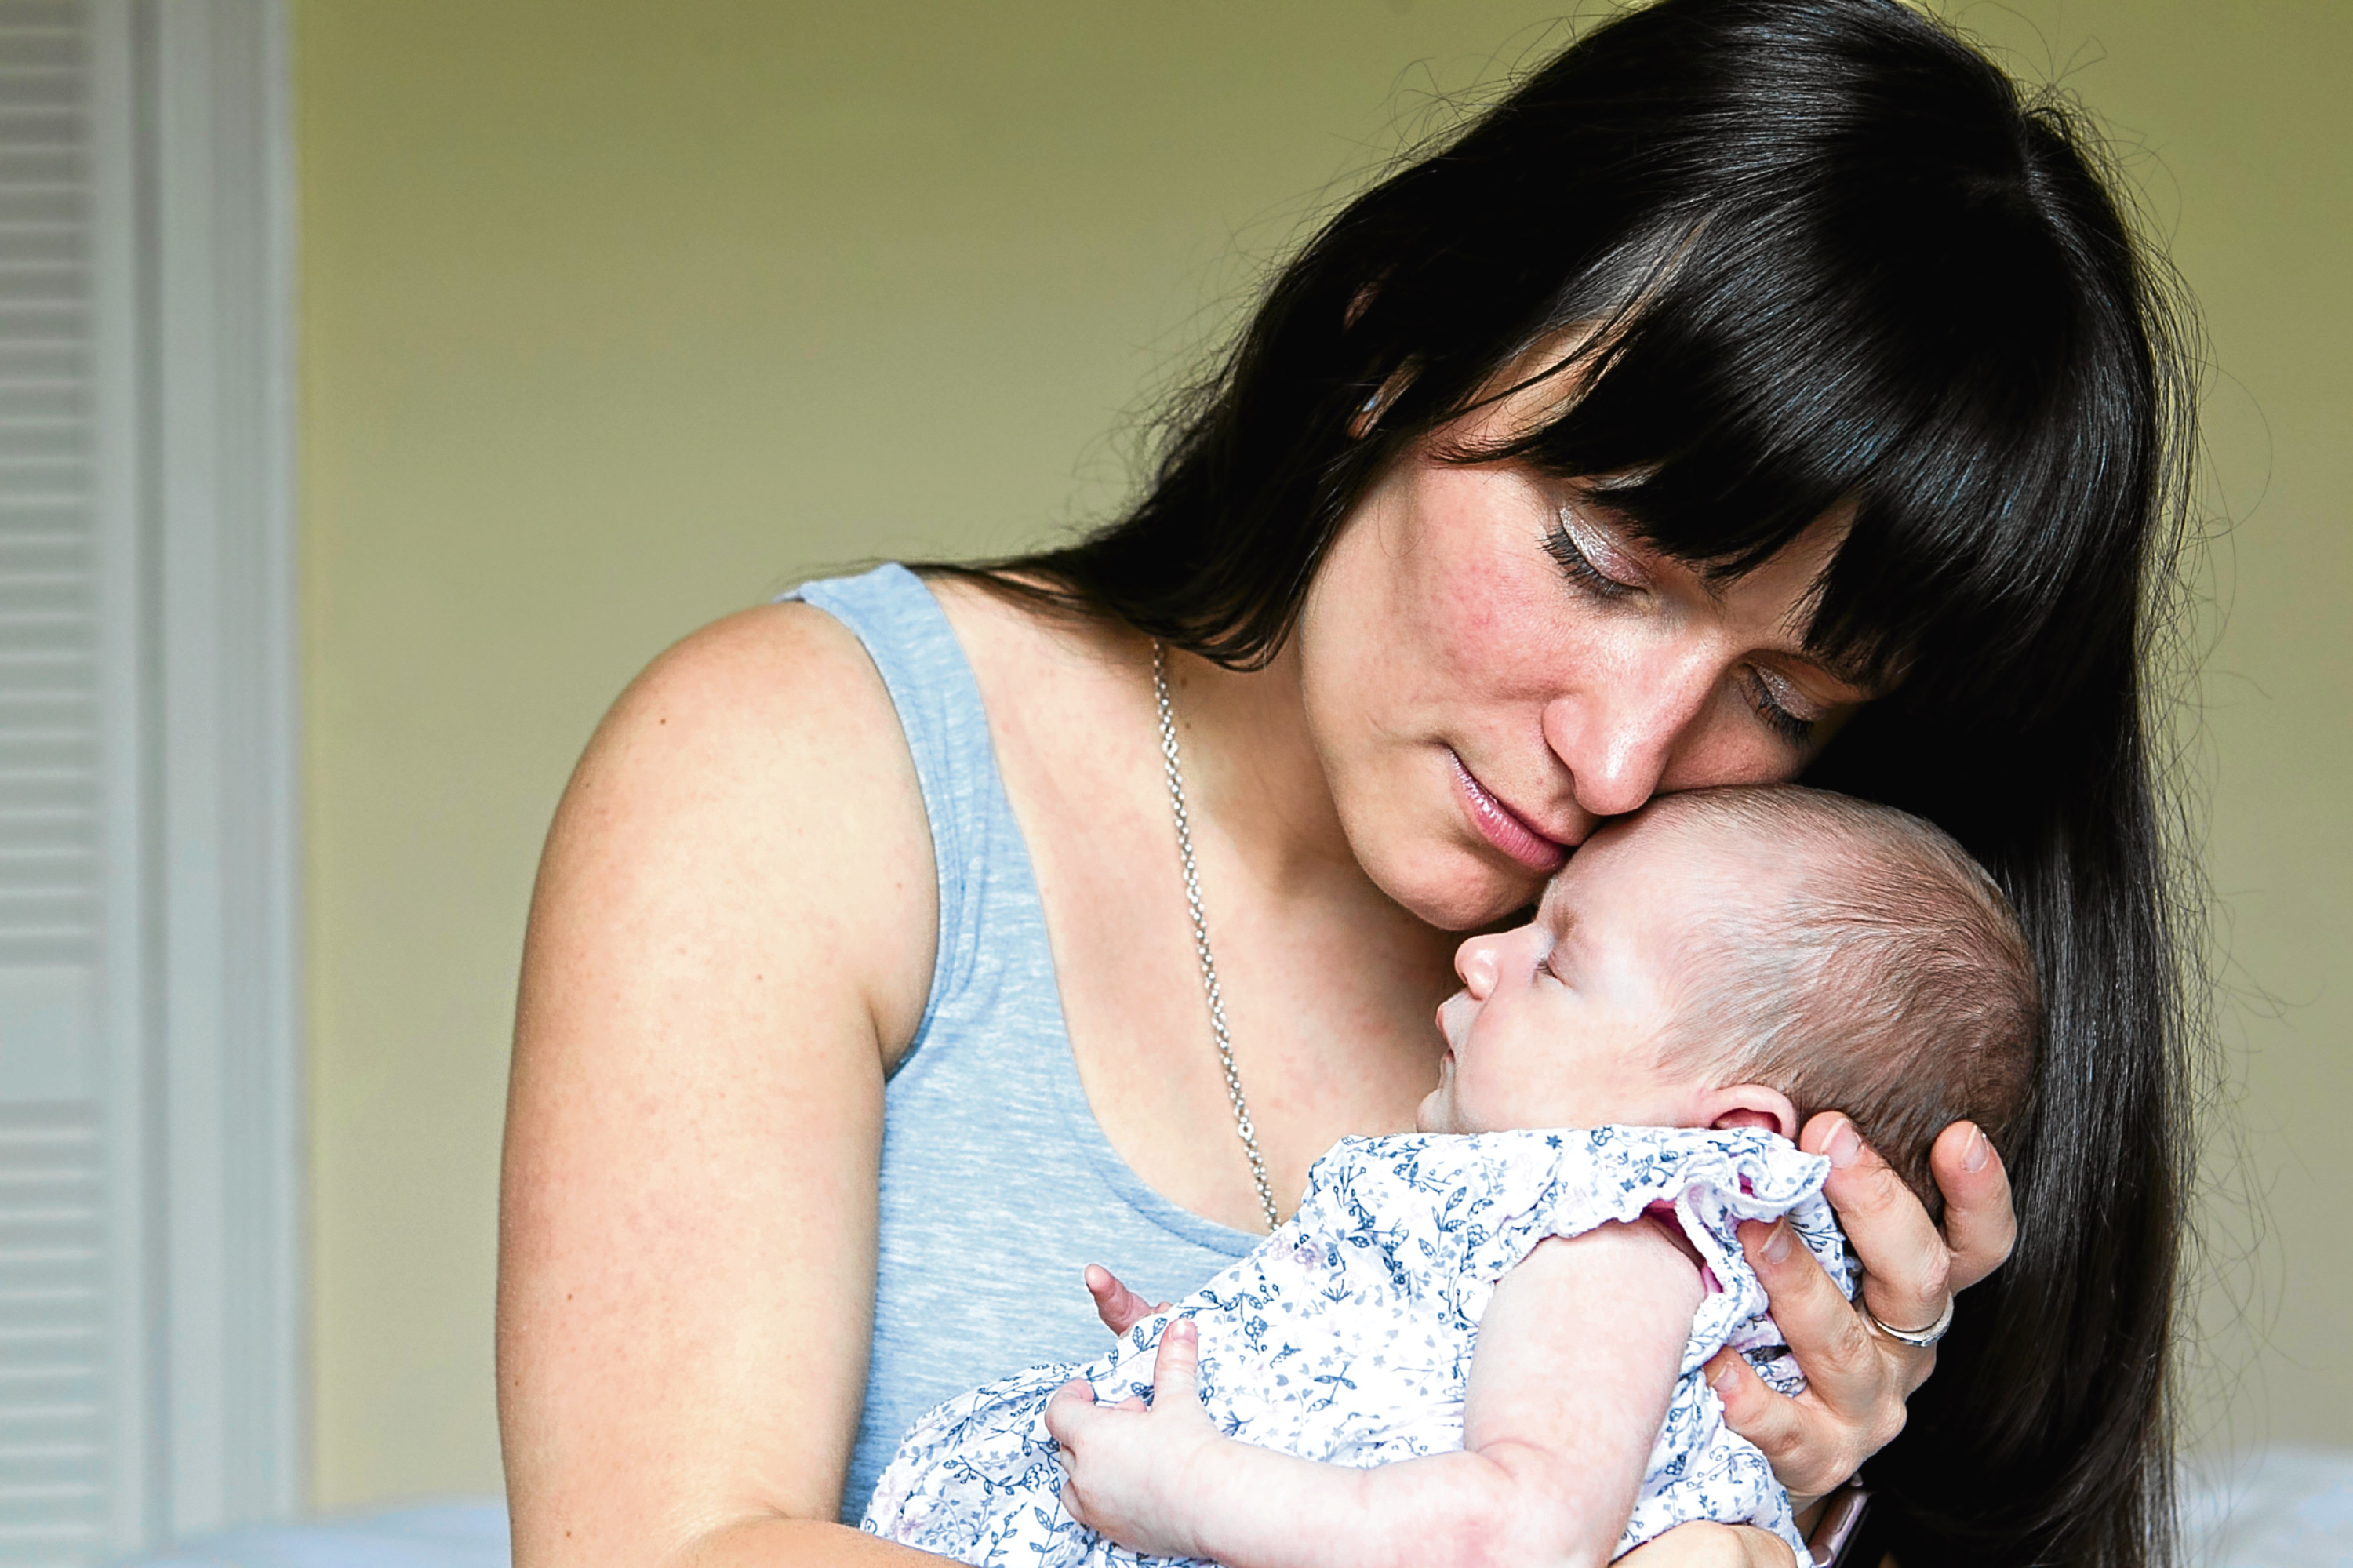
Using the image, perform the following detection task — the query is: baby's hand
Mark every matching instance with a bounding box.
[1044,1317,1224,1559]
[1084,1263,1171,1337]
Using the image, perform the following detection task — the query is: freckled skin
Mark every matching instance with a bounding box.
[1297,378,1866,935]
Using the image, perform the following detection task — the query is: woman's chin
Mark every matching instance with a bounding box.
[1370,837,1550,933]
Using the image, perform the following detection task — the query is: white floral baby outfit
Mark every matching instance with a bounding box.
[863,1126,1856,1565]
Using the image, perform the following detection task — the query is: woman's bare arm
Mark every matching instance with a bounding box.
[498,604,945,1566]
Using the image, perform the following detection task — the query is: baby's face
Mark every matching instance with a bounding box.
[1416,814,1758,1137]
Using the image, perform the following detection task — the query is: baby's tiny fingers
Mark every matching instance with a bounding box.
[1085,1265,1166,1337]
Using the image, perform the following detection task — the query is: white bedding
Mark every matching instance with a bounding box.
[109,1501,507,1567]
[108,1446,2353,1566]
[2180,1445,2353,1567]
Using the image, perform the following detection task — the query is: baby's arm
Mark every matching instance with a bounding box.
[1046,1220,1704,1568]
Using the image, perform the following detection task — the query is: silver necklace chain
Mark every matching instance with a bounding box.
[1152,642,1281,1234]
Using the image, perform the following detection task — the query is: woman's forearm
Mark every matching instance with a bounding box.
[1180,1437,1613,1568]
[669,1516,951,1568]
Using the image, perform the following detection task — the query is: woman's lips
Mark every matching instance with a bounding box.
[1447,750,1569,873]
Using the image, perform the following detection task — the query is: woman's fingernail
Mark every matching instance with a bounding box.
[1711,1359,1740,1392]
[1962,1126,1991,1173]
[1824,1119,1862,1169]
[1761,1222,1792,1264]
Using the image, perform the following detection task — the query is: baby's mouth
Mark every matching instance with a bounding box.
[1435,989,1475,1053]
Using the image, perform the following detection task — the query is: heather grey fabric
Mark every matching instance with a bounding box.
[791,565,1257,1523]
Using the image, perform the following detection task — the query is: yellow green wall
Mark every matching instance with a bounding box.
[296,0,2353,1504]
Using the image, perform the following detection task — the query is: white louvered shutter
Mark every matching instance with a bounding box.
[0,1,301,1553]
[0,2,147,1559]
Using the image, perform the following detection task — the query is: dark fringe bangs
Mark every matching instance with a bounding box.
[1426,158,2160,729]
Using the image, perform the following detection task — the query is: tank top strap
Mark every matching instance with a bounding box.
[787,562,995,1053]
[781,561,1259,1522]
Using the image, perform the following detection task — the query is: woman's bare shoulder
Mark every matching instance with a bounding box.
[502,599,937,1544]
[534,598,937,1060]
[594,598,904,772]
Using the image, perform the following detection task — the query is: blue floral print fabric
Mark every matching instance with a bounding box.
[862,1126,1856,1564]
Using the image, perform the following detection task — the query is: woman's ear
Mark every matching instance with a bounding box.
[1698,1083,1801,1141]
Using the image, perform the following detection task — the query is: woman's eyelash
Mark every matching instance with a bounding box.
[1543,512,1821,748]
[1744,668,1818,748]
[1541,518,1638,599]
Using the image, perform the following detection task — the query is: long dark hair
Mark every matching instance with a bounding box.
[927,2,2201,1562]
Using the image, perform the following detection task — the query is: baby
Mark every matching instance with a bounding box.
[862,784,2038,1567]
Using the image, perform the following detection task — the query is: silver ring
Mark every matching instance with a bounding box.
[1863,1294,1955,1348]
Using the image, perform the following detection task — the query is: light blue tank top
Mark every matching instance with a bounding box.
[791,564,1260,1523]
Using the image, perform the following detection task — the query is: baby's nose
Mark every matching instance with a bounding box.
[1455,937,1500,999]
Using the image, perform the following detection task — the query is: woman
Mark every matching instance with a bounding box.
[498,2,2198,1565]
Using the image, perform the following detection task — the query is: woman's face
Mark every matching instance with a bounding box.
[1295,384,1876,933]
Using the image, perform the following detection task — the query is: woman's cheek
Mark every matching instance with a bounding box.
[1413,485,1578,688]
[1661,689,1806,792]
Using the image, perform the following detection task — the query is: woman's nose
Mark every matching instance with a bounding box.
[1454,936,1500,999]
[1542,643,1720,820]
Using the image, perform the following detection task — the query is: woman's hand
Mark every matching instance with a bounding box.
[1046,1319,1224,1559]
[1706,1112,2017,1502]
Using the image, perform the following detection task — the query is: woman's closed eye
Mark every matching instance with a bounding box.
[1742,664,1828,749]
[1540,493,1855,750]
[1541,508,1644,601]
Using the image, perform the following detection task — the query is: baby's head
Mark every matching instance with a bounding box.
[1417,785,2037,1209]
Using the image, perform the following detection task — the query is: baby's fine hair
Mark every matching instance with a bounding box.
[1647,785,2038,1215]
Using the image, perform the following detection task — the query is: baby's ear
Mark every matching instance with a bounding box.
[1701,1084,1800,1141]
